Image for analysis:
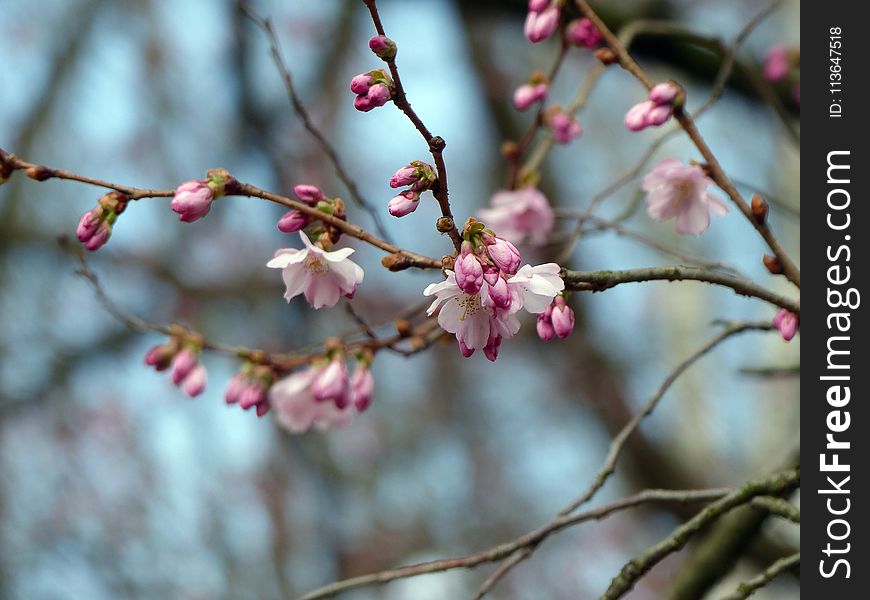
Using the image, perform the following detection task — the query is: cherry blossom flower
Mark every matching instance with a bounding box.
[642,158,729,236]
[478,187,555,246]
[267,231,364,309]
[773,309,799,341]
[424,271,521,357]
[507,263,565,313]
[269,367,355,434]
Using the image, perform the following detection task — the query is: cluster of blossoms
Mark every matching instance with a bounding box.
[478,186,555,246]
[424,219,567,360]
[642,158,728,236]
[144,339,207,397]
[536,295,574,341]
[170,168,236,222]
[225,363,276,417]
[513,70,549,111]
[269,350,374,433]
[77,191,128,251]
[387,160,437,217]
[524,0,561,43]
[624,82,682,132]
[773,309,799,342]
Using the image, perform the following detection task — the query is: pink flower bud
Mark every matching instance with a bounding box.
[225,373,246,405]
[566,18,601,48]
[772,309,799,341]
[238,383,265,410]
[84,221,112,251]
[763,46,790,83]
[350,366,374,412]
[390,166,418,188]
[293,184,324,205]
[528,0,549,11]
[76,209,101,242]
[624,101,653,131]
[388,190,420,217]
[487,277,512,310]
[550,111,582,144]
[181,363,207,397]
[367,83,392,106]
[369,35,397,60]
[277,209,310,233]
[458,339,475,358]
[524,4,560,43]
[311,358,350,408]
[644,104,673,127]
[354,94,374,112]
[513,83,548,111]
[171,180,215,222]
[485,237,522,274]
[144,343,176,371]
[170,348,199,385]
[483,265,500,286]
[455,244,484,295]
[551,298,575,339]
[255,402,270,417]
[483,333,502,362]
[648,82,678,105]
[350,73,374,95]
[536,304,555,341]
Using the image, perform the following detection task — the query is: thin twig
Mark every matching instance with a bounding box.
[717,553,800,600]
[563,266,799,313]
[239,3,393,243]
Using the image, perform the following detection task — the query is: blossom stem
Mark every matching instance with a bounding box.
[361,0,463,252]
[562,266,799,313]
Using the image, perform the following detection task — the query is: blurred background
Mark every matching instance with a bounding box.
[0,0,799,598]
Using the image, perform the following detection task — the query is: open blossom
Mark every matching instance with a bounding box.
[270,366,355,434]
[513,82,549,111]
[566,18,601,48]
[267,231,364,309]
[773,309,799,341]
[171,180,214,222]
[525,1,560,43]
[478,187,555,246]
[642,158,728,236]
[424,271,521,359]
[506,263,565,313]
[763,46,790,83]
[549,110,582,144]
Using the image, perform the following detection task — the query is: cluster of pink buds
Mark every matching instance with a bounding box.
[624,82,682,132]
[350,69,394,112]
[76,191,128,251]
[773,309,799,342]
[424,218,564,361]
[546,107,582,144]
[513,70,549,111]
[171,168,237,223]
[225,363,275,417]
[368,35,397,61]
[388,160,436,217]
[276,184,329,233]
[144,338,207,397]
[565,18,601,48]
[268,348,375,434]
[525,0,561,43]
[536,295,575,341]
